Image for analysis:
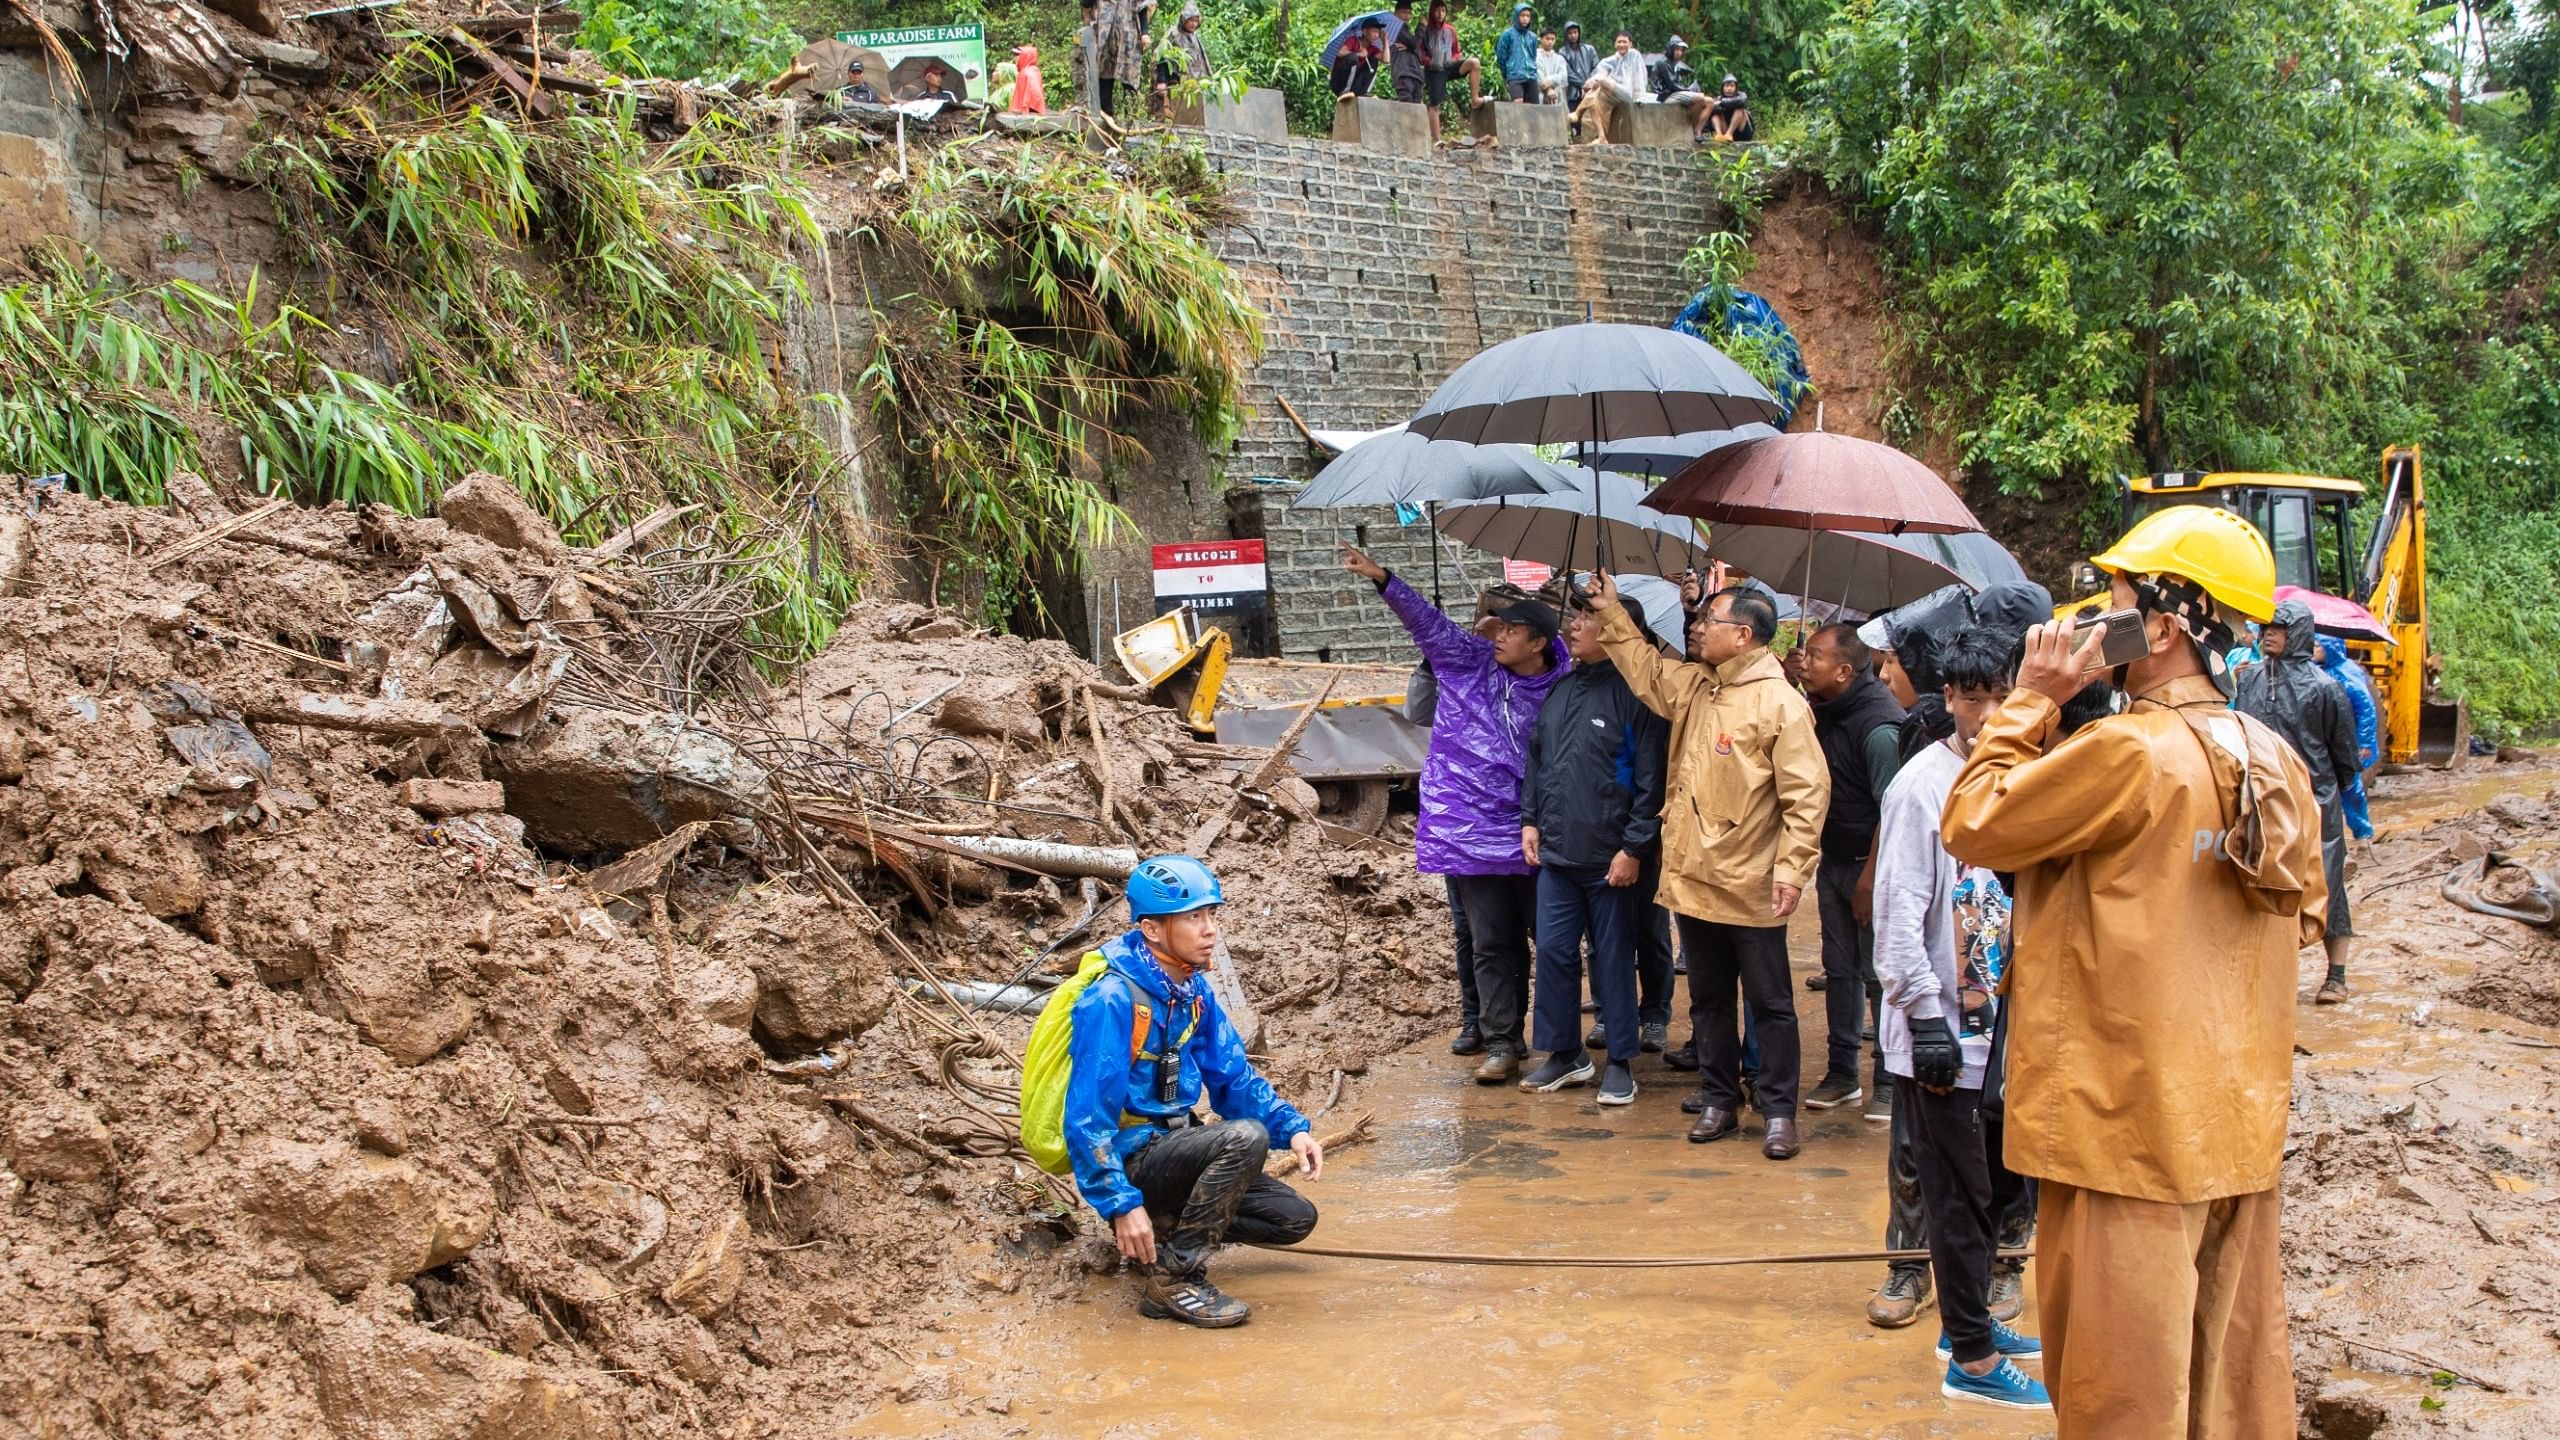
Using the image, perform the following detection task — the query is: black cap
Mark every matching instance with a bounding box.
[1492,596,1561,641]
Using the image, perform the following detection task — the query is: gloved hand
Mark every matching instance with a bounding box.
[1910,1013,1962,1091]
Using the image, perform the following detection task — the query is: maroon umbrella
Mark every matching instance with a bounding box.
[1644,430,1981,534]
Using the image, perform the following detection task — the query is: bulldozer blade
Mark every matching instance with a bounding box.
[2415,698,2472,768]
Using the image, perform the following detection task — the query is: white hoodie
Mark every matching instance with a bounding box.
[1872,737,2007,1090]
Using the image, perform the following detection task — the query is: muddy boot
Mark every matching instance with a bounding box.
[1139,1269,1251,1328]
[1472,1044,1520,1085]
[1868,1266,1933,1328]
[2316,967,2350,1005]
[1450,1020,1485,1056]
[1988,1266,2026,1323]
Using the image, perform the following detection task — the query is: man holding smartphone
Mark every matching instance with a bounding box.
[1939,506,2325,1438]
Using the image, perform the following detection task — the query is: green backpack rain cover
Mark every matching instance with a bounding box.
[1019,950,1113,1175]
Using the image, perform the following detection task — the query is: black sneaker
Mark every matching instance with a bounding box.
[1805,973,1829,991]
[1862,1084,1894,1124]
[1450,1021,1485,1057]
[1640,1022,1668,1053]
[1597,1061,1637,1106]
[1520,1050,1596,1092]
[1585,1023,1608,1051]
[1663,1040,1699,1071]
[1804,1076,1864,1111]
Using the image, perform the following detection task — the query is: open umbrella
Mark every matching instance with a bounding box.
[1319,10,1403,67]
[1434,471,1706,579]
[1873,529,2026,591]
[1406,323,1782,447]
[1646,430,1980,534]
[1586,423,1779,479]
[1707,525,1976,615]
[1612,574,1689,655]
[1290,430,1582,509]
[2273,584,2394,644]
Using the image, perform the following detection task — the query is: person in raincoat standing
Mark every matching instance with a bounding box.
[1344,544,1565,1084]
[1585,571,1828,1161]
[1086,0,1153,117]
[2236,598,2363,1003]
[1940,506,2327,1440]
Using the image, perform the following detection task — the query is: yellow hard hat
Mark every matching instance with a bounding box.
[2090,505,2277,622]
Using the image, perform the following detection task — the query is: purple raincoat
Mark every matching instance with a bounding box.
[1380,575,1567,876]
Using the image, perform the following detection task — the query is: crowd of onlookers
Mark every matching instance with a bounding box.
[1327,3,1755,143]
[1057,0,1755,142]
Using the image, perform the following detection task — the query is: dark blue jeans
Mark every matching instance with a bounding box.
[1532,863,1642,1062]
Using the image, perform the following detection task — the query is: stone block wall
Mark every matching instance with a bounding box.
[1228,483,1510,663]
[1151,130,1734,659]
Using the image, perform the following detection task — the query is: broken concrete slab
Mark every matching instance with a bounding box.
[1470,99,1566,146]
[1172,86,1286,140]
[489,706,770,855]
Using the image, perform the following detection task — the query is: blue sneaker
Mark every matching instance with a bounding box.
[1937,1321,2042,1364]
[1940,1357,2051,1410]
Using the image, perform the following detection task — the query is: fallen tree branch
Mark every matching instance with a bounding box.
[1265,1109,1372,1179]
[147,497,293,570]
[1188,677,1335,857]
[243,694,475,737]
[2300,1324,2510,1393]
[819,1095,945,1163]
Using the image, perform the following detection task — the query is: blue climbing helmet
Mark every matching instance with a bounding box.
[1128,854,1224,919]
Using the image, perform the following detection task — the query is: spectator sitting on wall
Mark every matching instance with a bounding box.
[1709,73,1753,141]
[914,61,961,103]
[1573,32,1648,142]
[842,59,879,104]
[1496,4,1542,102]
[1536,27,1568,104]
[1649,35,1713,141]
[1331,17,1388,99]
[1414,0,1487,140]
[1558,21,1598,115]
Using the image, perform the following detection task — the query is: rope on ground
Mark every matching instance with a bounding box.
[1253,1243,2033,1270]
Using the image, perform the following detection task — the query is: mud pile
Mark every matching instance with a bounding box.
[0,483,1452,1436]
[2283,764,2560,1438]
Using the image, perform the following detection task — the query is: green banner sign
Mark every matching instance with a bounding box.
[835,22,989,101]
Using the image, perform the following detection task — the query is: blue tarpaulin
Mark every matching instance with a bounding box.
[1671,288,1809,424]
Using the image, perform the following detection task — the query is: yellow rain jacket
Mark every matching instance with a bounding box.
[1941,675,2327,1204]
[1597,605,1828,927]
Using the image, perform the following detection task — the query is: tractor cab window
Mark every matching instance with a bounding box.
[2262,492,2316,593]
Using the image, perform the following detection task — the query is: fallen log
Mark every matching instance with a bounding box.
[244,694,476,737]
[932,833,1138,880]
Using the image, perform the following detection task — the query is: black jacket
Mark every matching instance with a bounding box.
[1520,658,1668,870]
[1811,668,1905,860]
[2234,601,2361,812]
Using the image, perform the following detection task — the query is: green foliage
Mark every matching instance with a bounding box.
[577,0,803,82]
[862,136,1263,625]
[1805,0,2560,736]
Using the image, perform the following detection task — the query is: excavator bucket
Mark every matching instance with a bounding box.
[1111,606,1229,737]
[2415,697,2471,767]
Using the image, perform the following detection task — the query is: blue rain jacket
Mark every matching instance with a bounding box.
[1061,928,1310,1220]
[2314,635,2380,770]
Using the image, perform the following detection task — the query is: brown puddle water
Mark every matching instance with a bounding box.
[855,934,2055,1439]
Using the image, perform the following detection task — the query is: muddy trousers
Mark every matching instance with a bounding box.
[1673,916,1798,1117]
[2036,1181,2289,1440]
[1531,863,1641,1062]
[1815,852,1878,1089]
[1126,1120,1317,1278]
[1900,1078,2025,1364]
[1452,873,1539,1053]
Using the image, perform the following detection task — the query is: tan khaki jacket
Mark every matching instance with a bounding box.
[1941,675,2327,1204]
[1598,605,1828,927]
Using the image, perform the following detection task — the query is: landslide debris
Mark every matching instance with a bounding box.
[0,480,1451,1437]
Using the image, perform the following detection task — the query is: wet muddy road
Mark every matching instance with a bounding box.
[858,929,2052,1440]
[851,761,2560,1439]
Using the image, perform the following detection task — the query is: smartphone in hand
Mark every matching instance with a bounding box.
[2072,608,2151,671]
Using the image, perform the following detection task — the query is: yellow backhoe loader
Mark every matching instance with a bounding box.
[2076,444,2466,765]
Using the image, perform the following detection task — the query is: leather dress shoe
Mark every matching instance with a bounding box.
[1681,1087,1711,1114]
[1762,1115,1801,1160]
[1687,1106,1738,1143]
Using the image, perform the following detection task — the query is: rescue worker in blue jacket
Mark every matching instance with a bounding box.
[1518,596,1670,1106]
[1062,855,1323,1327]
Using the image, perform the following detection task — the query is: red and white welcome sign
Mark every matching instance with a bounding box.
[1151,540,1270,619]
